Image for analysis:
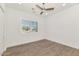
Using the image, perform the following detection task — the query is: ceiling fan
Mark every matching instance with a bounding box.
[35,3,54,15]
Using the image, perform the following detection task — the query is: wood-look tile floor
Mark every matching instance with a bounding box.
[2,39,79,56]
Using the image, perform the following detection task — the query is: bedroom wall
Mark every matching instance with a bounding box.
[6,8,45,47]
[46,5,79,49]
[0,6,4,55]
[0,4,5,55]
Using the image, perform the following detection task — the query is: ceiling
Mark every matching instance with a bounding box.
[5,3,79,15]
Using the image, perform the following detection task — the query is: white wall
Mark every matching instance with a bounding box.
[0,4,5,55]
[0,7,3,55]
[46,5,79,49]
[6,8,45,47]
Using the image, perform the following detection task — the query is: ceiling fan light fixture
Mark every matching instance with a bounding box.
[45,13,48,15]
[18,3,22,5]
[62,3,66,7]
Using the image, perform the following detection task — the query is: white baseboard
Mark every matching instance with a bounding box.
[47,37,79,49]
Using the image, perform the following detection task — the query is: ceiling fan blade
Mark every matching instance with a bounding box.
[42,3,45,5]
[36,5,43,10]
[45,8,54,11]
[40,11,43,15]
